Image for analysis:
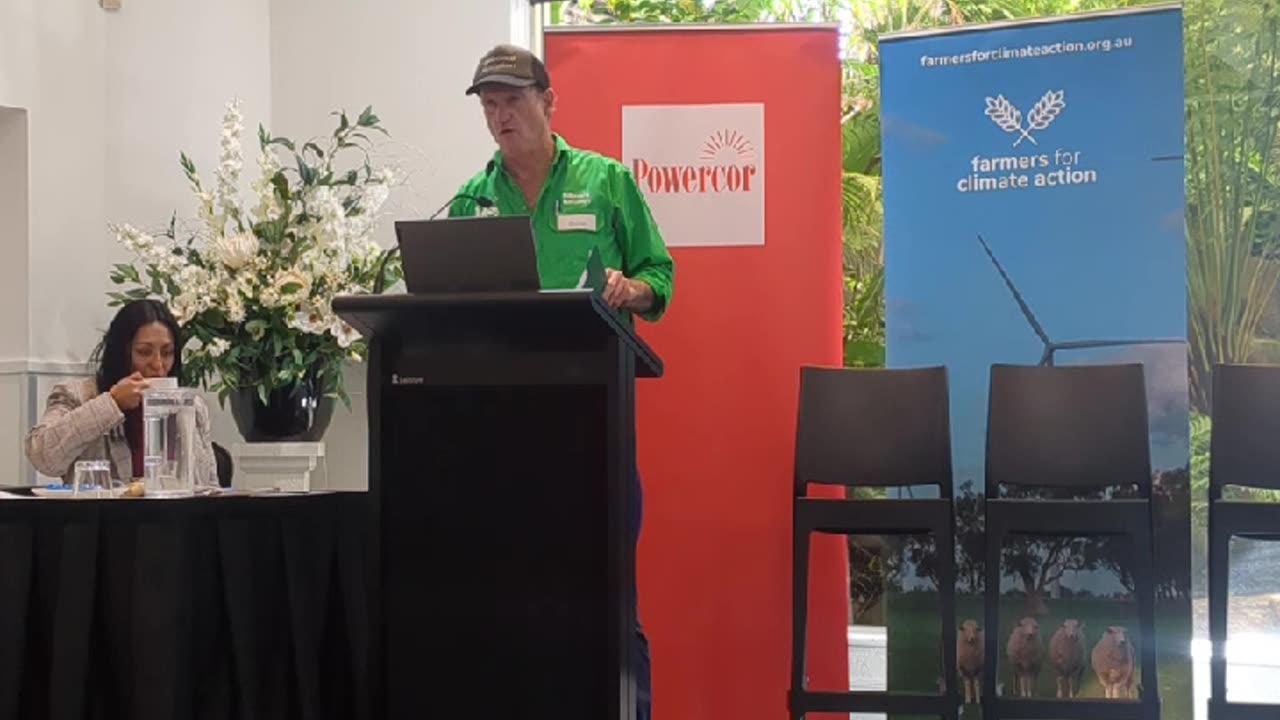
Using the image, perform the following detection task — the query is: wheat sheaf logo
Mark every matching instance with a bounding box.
[984,90,1065,147]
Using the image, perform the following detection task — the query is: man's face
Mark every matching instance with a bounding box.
[478,85,555,155]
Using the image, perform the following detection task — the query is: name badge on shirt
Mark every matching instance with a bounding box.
[557,213,597,232]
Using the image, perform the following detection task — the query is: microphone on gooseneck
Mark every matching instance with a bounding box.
[427,192,494,221]
[371,193,494,294]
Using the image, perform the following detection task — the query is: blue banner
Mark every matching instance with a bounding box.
[880,6,1188,713]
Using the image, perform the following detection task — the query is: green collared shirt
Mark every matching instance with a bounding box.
[448,134,675,323]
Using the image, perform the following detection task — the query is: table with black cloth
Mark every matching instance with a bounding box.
[0,491,369,720]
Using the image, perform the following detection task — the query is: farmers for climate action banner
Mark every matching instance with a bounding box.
[880,6,1188,711]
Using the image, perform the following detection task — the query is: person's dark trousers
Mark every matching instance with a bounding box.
[630,465,651,720]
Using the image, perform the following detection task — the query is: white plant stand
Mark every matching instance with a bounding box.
[231,442,326,492]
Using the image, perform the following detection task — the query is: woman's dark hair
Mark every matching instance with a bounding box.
[93,299,184,393]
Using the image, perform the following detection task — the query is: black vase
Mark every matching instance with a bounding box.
[229,380,336,443]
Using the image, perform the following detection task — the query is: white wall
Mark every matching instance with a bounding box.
[0,108,29,365]
[0,0,271,368]
[0,0,269,484]
[269,0,532,246]
[2,0,530,486]
[103,0,272,272]
[0,106,32,485]
[0,379,25,486]
[1,0,105,485]
[266,0,533,490]
[0,1,37,109]
[0,0,106,367]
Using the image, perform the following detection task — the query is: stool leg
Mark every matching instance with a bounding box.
[937,521,960,720]
[1132,516,1160,720]
[1208,503,1229,717]
[790,513,812,720]
[983,508,1002,720]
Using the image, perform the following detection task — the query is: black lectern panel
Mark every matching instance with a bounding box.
[382,384,608,716]
[336,291,662,379]
[333,291,657,720]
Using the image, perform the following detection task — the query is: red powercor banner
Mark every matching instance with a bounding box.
[545,25,848,720]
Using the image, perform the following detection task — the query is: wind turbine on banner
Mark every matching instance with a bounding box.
[976,234,1184,366]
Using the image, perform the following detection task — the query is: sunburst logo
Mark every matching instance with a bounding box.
[699,129,756,163]
[631,125,759,195]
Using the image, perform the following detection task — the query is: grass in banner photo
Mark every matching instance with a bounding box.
[883,592,1192,720]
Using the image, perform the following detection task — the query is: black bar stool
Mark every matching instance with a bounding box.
[1207,363,1280,720]
[788,365,959,720]
[981,363,1160,720]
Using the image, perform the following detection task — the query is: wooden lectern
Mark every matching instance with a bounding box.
[334,290,662,719]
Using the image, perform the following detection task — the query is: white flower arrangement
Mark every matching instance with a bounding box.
[108,100,401,408]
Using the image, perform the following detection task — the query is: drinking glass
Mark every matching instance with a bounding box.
[72,460,113,498]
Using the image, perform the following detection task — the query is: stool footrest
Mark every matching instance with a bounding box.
[791,690,956,716]
[1208,699,1280,720]
[991,697,1152,720]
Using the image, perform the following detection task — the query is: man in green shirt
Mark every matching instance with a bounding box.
[452,44,674,719]
[449,44,674,324]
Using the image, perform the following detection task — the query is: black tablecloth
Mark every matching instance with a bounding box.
[0,492,369,720]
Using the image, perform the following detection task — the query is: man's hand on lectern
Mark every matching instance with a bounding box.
[603,269,655,313]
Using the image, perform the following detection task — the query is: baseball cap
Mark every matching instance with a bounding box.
[465,44,551,95]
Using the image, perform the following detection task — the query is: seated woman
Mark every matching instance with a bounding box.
[24,299,217,486]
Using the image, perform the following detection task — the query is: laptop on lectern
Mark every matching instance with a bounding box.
[395,215,541,294]
[395,215,607,295]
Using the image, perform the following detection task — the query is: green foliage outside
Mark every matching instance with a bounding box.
[1186,0,1280,414]
[1189,410,1280,595]
[1184,0,1280,595]
[550,0,1165,370]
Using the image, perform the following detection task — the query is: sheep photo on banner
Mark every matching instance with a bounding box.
[879,5,1190,719]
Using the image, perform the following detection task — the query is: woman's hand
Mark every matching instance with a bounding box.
[109,372,150,411]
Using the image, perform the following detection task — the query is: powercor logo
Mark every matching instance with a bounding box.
[621,103,765,247]
[632,129,759,195]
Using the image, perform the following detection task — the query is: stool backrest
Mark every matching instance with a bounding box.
[985,363,1152,497]
[1210,363,1280,498]
[794,365,952,494]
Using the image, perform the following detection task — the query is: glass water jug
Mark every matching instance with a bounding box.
[142,387,200,497]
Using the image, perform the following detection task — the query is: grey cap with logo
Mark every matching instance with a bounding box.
[465,44,552,95]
